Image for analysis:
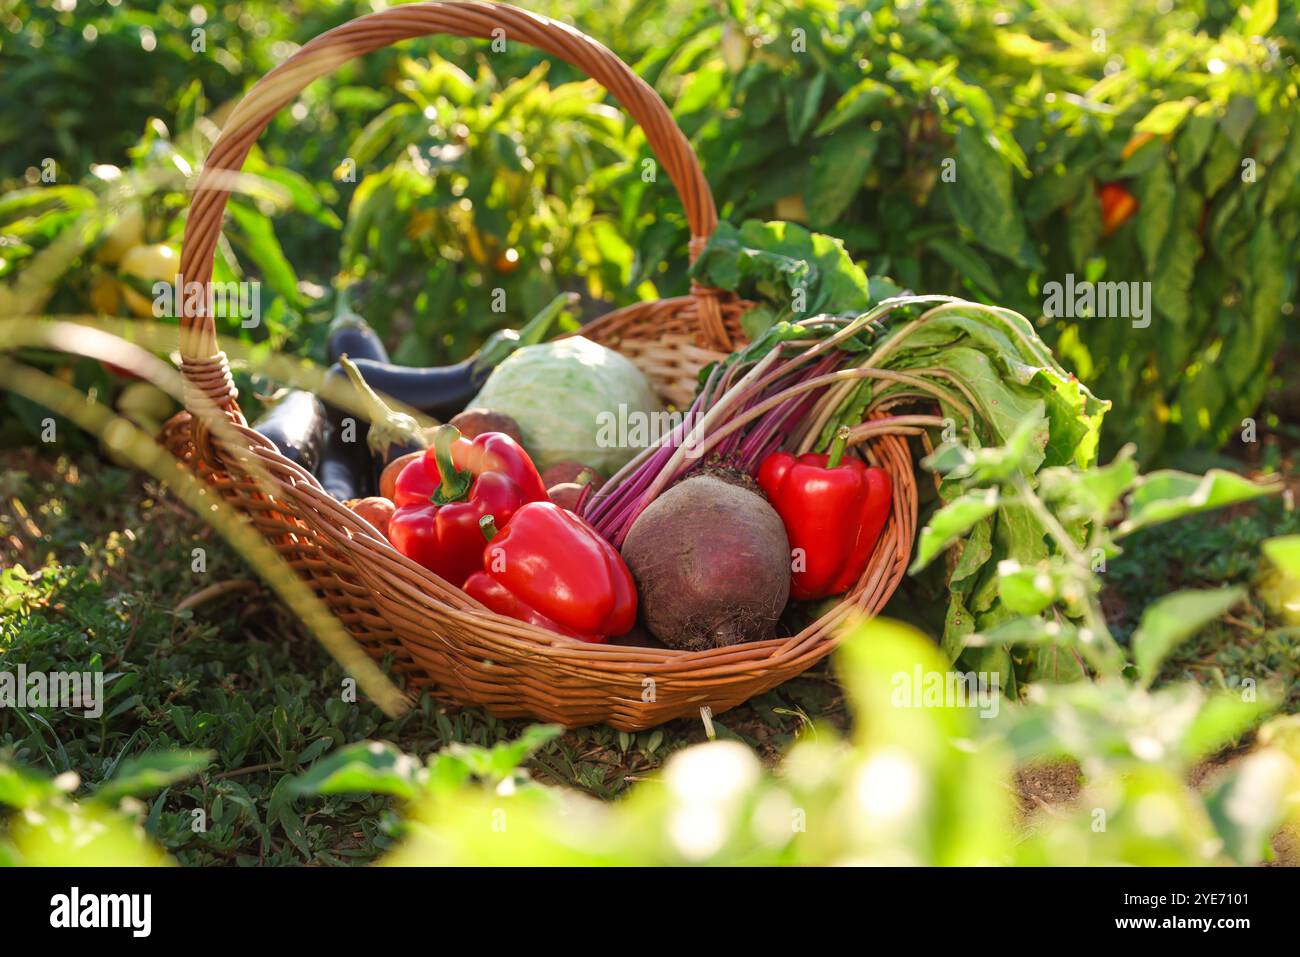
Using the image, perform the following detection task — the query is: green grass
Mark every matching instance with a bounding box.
[0,448,842,865]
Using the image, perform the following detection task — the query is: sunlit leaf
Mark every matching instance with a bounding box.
[910,487,1000,573]
[1119,469,1278,535]
[1262,535,1300,577]
[291,741,425,800]
[1131,587,1245,687]
[93,750,213,805]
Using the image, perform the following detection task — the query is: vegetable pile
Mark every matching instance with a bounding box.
[249,220,1108,659]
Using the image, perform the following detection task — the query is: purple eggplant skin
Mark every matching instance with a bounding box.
[316,424,374,500]
[326,317,389,366]
[320,303,390,433]
[252,390,328,472]
[323,357,488,427]
[322,311,389,426]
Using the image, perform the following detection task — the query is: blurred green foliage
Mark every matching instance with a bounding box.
[276,618,1300,865]
[658,0,1299,462]
[0,0,365,177]
[334,56,644,366]
[0,749,211,866]
[9,616,1298,866]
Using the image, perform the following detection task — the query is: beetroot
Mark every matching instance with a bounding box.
[619,471,790,651]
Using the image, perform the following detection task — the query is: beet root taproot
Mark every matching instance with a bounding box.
[619,472,790,651]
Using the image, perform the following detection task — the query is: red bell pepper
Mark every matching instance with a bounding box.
[463,501,636,643]
[388,424,547,586]
[756,430,892,601]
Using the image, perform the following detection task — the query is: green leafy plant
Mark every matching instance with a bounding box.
[1000,681,1296,866]
[0,0,380,179]
[2,0,1297,871]
[915,431,1280,689]
[0,87,342,445]
[1,85,332,324]
[6,0,1296,462]
[335,56,639,366]
[8,612,1295,867]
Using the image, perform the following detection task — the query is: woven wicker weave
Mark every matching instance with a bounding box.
[172,1,918,730]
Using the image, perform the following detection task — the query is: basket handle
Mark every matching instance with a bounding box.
[178,0,729,415]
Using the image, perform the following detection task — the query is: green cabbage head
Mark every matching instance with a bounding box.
[470,336,665,473]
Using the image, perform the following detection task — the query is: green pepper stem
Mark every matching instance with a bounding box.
[430,424,472,505]
[826,424,852,469]
[334,283,353,320]
[519,291,576,346]
[479,513,498,542]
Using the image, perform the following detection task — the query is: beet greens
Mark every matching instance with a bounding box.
[585,228,1109,666]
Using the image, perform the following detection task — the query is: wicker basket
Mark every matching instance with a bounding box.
[172,0,918,731]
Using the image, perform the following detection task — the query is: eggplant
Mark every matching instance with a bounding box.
[327,322,389,366]
[252,390,328,472]
[315,424,374,500]
[324,291,577,425]
[326,355,487,425]
[319,289,392,459]
[326,289,390,366]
